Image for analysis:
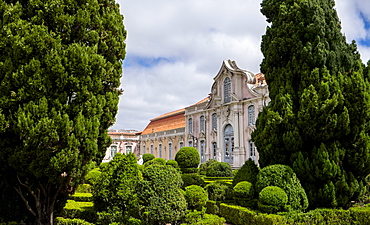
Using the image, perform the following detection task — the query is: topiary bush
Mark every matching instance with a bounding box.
[199,159,218,175]
[255,164,308,212]
[166,159,179,168]
[84,168,101,185]
[181,174,206,189]
[175,147,200,172]
[184,185,209,211]
[232,159,259,187]
[258,186,288,214]
[137,164,187,224]
[143,157,166,167]
[93,153,139,222]
[142,153,155,163]
[206,162,233,177]
[205,182,229,201]
[233,181,255,208]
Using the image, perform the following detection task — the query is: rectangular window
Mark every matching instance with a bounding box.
[111,145,117,159]
[126,146,132,154]
[150,145,153,154]
[189,141,193,147]
[180,142,184,149]
[212,113,217,130]
[200,116,205,132]
[249,141,255,161]
[169,143,172,159]
[200,140,205,163]
[159,144,162,158]
[188,118,193,133]
[212,142,217,160]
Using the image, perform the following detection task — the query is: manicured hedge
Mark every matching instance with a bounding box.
[215,203,370,225]
[60,200,96,223]
[54,217,94,225]
[69,193,93,202]
[219,203,286,225]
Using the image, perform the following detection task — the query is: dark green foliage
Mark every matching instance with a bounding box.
[175,147,200,170]
[258,186,288,214]
[184,185,209,211]
[93,153,139,222]
[255,164,308,212]
[206,162,233,177]
[84,168,101,185]
[199,159,218,175]
[166,159,179,168]
[253,0,370,209]
[142,153,155,163]
[182,168,200,174]
[205,182,229,201]
[182,173,206,189]
[137,164,187,224]
[0,0,126,223]
[232,159,259,187]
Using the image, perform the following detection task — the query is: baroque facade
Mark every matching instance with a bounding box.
[184,60,269,168]
[104,60,269,168]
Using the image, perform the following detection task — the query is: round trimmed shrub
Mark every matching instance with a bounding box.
[258,186,288,213]
[142,153,155,163]
[166,159,179,168]
[232,159,259,187]
[206,162,232,177]
[256,164,308,211]
[175,147,200,171]
[233,181,254,198]
[233,181,255,208]
[143,157,166,167]
[184,185,208,210]
[181,174,206,189]
[199,159,218,175]
[205,182,229,201]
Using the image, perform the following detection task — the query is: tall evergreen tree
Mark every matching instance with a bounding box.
[0,0,126,224]
[252,0,370,208]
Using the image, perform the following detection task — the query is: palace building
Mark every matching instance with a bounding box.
[104,60,269,168]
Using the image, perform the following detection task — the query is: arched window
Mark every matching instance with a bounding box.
[248,105,255,125]
[179,142,184,149]
[200,115,205,132]
[188,118,193,133]
[224,77,231,103]
[212,113,217,130]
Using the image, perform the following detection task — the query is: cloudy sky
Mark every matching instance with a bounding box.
[111,0,370,131]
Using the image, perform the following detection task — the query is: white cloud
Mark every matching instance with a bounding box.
[112,0,370,131]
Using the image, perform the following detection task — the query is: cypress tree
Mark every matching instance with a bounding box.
[252,0,370,208]
[0,0,126,224]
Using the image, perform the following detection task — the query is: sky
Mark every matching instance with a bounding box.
[111,0,370,131]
